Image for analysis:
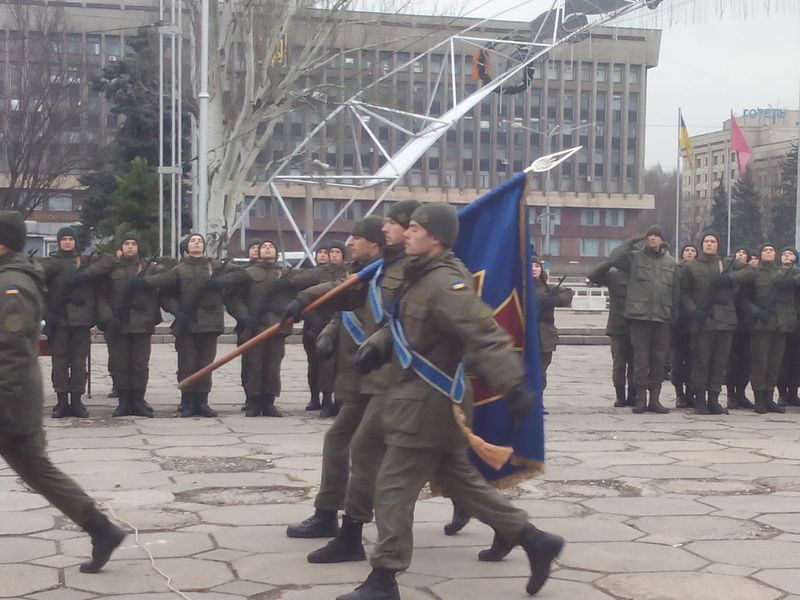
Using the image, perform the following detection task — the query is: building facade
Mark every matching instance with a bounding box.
[680,109,799,244]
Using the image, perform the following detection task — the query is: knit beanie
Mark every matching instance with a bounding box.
[120,231,140,247]
[645,224,664,239]
[0,211,26,252]
[351,215,385,246]
[328,241,346,254]
[387,200,423,229]
[410,203,459,248]
[57,226,77,242]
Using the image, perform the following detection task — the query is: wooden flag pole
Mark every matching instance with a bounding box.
[177,272,368,390]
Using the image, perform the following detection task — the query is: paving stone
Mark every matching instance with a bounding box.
[700,494,800,514]
[632,515,772,541]
[651,479,766,495]
[754,569,800,595]
[596,572,781,600]
[0,510,55,535]
[756,513,800,534]
[48,448,152,463]
[274,584,434,600]
[28,589,94,600]
[583,496,713,516]
[0,564,59,597]
[559,541,708,572]
[0,491,51,511]
[232,552,367,585]
[107,508,201,531]
[30,554,83,568]
[0,536,56,563]
[533,516,642,542]
[211,579,276,596]
[608,464,718,479]
[154,445,254,458]
[62,531,214,560]
[432,576,615,599]
[512,498,587,518]
[665,450,771,464]
[214,524,324,554]
[688,540,800,568]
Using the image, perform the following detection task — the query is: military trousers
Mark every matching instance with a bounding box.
[778,334,800,390]
[241,331,285,397]
[175,332,218,393]
[344,393,387,523]
[303,333,336,396]
[0,431,94,529]
[539,351,553,391]
[629,320,670,389]
[50,326,91,394]
[108,333,152,392]
[750,331,786,391]
[726,332,751,387]
[371,444,528,571]
[314,393,371,512]
[610,334,634,388]
[689,330,732,393]
[670,327,691,389]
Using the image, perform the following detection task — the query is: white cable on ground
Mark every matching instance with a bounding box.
[100,501,193,600]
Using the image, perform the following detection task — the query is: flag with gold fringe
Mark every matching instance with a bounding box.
[453,172,545,487]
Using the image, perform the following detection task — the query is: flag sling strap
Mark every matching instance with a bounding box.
[342,310,367,345]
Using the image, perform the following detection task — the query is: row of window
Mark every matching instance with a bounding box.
[527,207,626,228]
[0,31,124,60]
[536,237,623,258]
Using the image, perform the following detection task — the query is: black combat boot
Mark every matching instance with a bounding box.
[261,394,282,417]
[129,390,155,418]
[763,389,787,414]
[632,386,648,414]
[243,395,261,417]
[194,393,218,418]
[320,393,335,418]
[707,391,728,415]
[112,392,130,417]
[726,385,738,410]
[178,392,195,417]
[52,392,71,418]
[306,389,321,411]
[443,502,471,535]
[79,509,127,573]
[478,531,515,562]
[785,386,800,407]
[331,398,342,417]
[286,508,339,538]
[613,385,627,408]
[335,568,400,600]
[674,383,688,408]
[647,386,670,414]
[307,514,366,563]
[625,384,637,407]
[694,390,710,415]
[70,393,90,418]
[518,524,564,596]
[107,387,119,399]
[777,385,788,407]
[735,385,755,409]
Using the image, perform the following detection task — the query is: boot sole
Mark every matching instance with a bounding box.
[286,526,339,539]
[526,536,564,595]
[307,548,366,563]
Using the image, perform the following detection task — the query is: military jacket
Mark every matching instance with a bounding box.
[0,253,46,437]
[587,261,629,336]
[611,241,679,324]
[746,262,800,333]
[96,255,165,335]
[535,279,574,353]
[144,256,246,334]
[680,254,755,332]
[226,261,293,335]
[291,263,346,337]
[42,251,110,327]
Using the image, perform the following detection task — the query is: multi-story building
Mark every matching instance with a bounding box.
[0,3,661,268]
[679,109,799,243]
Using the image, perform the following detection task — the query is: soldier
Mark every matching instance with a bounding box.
[130,233,246,417]
[333,203,562,600]
[246,239,262,264]
[226,240,294,417]
[681,231,754,415]
[609,226,679,414]
[670,244,697,408]
[726,247,757,410]
[532,256,574,395]
[777,246,800,407]
[747,243,800,414]
[94,232,163,418]
[587,257,636,408]
[0,211,126,573]
[301,245,329,411]
[285,216,385,556]
[289,241,347,417]
[42,226,109,419]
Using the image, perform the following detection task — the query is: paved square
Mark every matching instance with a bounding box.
[2,341,800,599]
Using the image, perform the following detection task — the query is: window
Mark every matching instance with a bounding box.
[612,64,624,83]
[629,65,641,84]
[605,209,625,227]
[48,194,73,211]
[605,239,622,256]
[313,199,337,220]
[563,61,574,81]
[596,63,608,82]
[581,208,600,226]
[580,238,600,257]
[345,202,364,220]
[580,62,592,82]
[105,35,120,60]
[543,238,560,257]
[546,60,558,80]
[87,34,101,56]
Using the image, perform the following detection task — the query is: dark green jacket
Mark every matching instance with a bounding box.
[144,256,246,334]
[225,261,293,335]
[291,263,347,338]
[611,240,679,324]
[535,278,574,353]
[96,255,165,335]
[587,261,629,336]
[680,253,755,332]
[0,253,46,437]
[42,251,110,327]
[747,262,800,333]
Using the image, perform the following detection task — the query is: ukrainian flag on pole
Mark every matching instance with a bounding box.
[679,111,693,167]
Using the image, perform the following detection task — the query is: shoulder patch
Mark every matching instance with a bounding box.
[451,281,466,290]
[5,287,19,295]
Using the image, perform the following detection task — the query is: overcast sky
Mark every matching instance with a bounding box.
[401,0,800,168]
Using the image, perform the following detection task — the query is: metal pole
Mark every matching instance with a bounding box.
[170,0,177,257]
[158,0,165,256]
[726,121,732,256]
[304,185,314,244]
[176,0,183,254]
[191,115,198,229]
[675,107,681,247]
[197,0,210,236]
[795,82,800,249]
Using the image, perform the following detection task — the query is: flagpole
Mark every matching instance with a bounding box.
[726,111,733,256]
[675,107,681,247]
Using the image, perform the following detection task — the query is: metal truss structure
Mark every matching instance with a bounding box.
[232,0,666,261]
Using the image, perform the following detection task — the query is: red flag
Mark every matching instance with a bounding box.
[730,113,752,175]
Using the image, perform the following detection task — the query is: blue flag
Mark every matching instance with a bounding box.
[453,172,545,486]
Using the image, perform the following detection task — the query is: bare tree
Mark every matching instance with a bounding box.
[0,4,82,215]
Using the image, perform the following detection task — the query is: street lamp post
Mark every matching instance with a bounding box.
[509,119,594,258]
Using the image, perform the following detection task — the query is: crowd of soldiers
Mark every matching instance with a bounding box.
[588,224,800,417]
[0,203,564,600]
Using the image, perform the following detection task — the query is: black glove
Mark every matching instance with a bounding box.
[202,277,222,291]
[70,271,89,286]
[316,334,335,360]
[170,312,191,333]
[775,278,795,291]
[625,233,647,245]
[235,315,259,334]
[539,295,558,308]
[283,299,305,322]
[127,278,149,291]
[100,318,122,334]
[355,344,383,375]
[506,384,537,425]
[711,273,733,288]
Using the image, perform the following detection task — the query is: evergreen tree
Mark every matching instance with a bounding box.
[770,142,798,247]
[730,171,763,250]
[710,180,728,252]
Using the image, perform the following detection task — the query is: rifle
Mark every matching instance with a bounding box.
[43,251,98,337]
[171,258,230,335]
